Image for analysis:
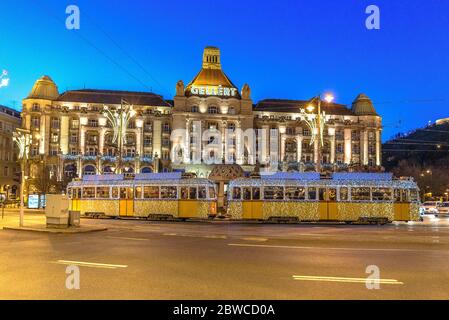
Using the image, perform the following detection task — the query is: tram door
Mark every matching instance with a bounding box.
[119,187,134,217]
[319,188,338,220]
[393,189,410,221]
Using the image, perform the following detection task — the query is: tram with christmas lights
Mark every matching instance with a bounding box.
[227,172,421,223]
[67,172,217,219]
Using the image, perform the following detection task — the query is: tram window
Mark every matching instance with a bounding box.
[401,189,409,202]
[135,186,142,199]
[394,189,401,202]
[144,186,159,199]
[198,186,207,199]
[252,187,261,200]
[82,187,95,198]
[67,188,72,199]
[264,186,284,200]
[372,188,392,201]
[340,187,348,201]
[96,187,110,199]
[74,188,81,199]
[307,187,317,201]
[328,188,337,201]
[120,188,128,199]
[232,187,241,200]
[209,187,216,199]
[189,187,197,200]
[318,188,326,201]
[161,186,177,199]
[111,187,118,198]
[410,189,419,201]
[285,187,305,200]
[243,187,252,200]
[181,187,188,200]
[351,188,371,201]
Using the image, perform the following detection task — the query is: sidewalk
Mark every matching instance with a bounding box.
[0,210,107,234]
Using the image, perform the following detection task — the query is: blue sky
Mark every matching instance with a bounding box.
[0,0,448,140]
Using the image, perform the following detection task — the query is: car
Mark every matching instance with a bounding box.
[437,202,449,216]
[421,201,441,215]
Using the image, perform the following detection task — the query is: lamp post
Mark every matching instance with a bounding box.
[300,93,334,172]
[103,99,136,174]
[13,128,31,227]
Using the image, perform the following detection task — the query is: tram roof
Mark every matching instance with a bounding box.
[81,172,183,182]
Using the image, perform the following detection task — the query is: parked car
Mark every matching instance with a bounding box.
[437,202,449,216]
[420,201,441,215]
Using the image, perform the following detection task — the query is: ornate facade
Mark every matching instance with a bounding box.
[20,46,382,194]
[0,105,21,200]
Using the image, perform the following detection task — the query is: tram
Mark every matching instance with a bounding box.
[227,172,421,223]
[67,172,217,219]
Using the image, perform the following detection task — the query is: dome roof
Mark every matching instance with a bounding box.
[208,164,245,182]
[184,47,241,99]
[351,93,377,116]
[27,75,59,100]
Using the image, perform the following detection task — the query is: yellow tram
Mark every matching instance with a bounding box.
[227,172,421,223]
[67,173,217,219]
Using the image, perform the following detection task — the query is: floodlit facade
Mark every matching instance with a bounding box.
[20,47,382,194]
[0,105,21,199]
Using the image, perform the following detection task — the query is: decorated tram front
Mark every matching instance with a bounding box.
[67,173,217,219]
[227,172,420,223]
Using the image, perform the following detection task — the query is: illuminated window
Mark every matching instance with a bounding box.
[351,188,371,201]
[372,188,392,201]
[208,106,218,114]
[144,186,159,199]
[264,186,284,200]
[161,186,177,199]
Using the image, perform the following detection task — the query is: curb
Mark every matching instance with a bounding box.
[2,226,108,234]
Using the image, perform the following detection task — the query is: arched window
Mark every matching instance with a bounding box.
[83,165,96,176]
[103,166,114,174]
[141,167,153,173]
[64,164,77,178]
[208,106,218,114]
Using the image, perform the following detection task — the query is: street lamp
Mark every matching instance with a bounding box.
[13,128,31,227]
[103,99,136,174]
[300,93,334,172]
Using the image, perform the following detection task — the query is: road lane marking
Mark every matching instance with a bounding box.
[106,236,150,241]
[228,243,422,252]
[55,260,128,269]
[292,275,403,285]
[164,233,227,239]
[241,237,268,242]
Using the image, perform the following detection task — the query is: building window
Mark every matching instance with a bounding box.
[303,128,310,136]
[71,119,79,129]
[163,123,170,133]
[125,149,135,157]
[228,106,235,115]
[144,136,152,147]
[32,104,40,112]
[191,106,199,113]
[31,117,40,128]
[51,133,59,143]
[336,143,343,153]
[228,123,236,131]
[88,119,98,127]
[86,147,97,156]
[162,138,170,147]
[286,127,295,135]
[3,167,8,176]
[208,106,218,114]
[70,133,78,144]
[51,117,60,129]
[50,146,58,156]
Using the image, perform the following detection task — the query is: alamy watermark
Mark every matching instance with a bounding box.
[66,5,80,30]
[65,265,80,290]
[365,5,380,30]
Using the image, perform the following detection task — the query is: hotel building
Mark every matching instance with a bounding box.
[20,46,382,197]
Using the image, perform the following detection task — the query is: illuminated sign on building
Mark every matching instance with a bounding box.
[190,85,238,97]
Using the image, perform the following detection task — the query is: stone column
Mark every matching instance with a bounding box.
[362,130,368,165]
[344,128,352,164]
[296,135,302,163]
[375,129,381,166]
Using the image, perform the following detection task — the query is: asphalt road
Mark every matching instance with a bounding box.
[1,213,449,299]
